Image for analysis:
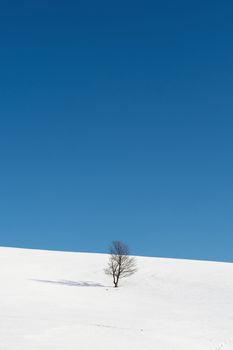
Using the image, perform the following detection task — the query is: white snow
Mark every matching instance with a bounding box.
[0,246,233,350]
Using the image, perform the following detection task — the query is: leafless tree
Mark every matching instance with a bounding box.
[105,241,137,287]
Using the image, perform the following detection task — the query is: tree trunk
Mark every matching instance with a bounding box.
[113,275,118,287]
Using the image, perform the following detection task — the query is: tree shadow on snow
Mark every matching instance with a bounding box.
[30,279,104,287]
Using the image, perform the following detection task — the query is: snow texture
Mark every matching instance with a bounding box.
[0,247,233,350]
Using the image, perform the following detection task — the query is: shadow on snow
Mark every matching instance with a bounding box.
[30,279,104,287]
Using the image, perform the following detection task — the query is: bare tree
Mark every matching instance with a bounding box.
[105,241,137,287]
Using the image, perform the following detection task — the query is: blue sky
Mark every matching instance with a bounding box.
[0,0,233,261]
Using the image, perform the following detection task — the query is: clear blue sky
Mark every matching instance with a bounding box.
[0,0,233,261]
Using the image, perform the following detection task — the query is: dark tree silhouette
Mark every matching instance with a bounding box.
[105,241,137,287]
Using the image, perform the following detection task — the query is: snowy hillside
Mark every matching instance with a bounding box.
[0,247,233,350]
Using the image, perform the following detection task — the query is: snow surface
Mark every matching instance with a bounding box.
[0,247,233,350]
